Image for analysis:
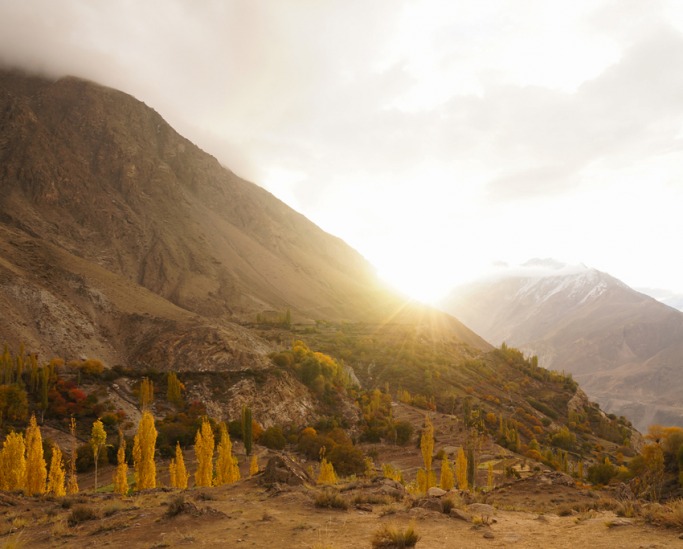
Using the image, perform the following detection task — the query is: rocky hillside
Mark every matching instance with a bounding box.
[441,260,683,431]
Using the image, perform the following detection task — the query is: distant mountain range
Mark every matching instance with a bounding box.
[441,259,683,431]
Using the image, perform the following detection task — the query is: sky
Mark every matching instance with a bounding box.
[1,0,683,303]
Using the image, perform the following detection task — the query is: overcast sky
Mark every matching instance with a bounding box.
[2,0,683,302]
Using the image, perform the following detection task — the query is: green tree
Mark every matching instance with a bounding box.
[242,406,253,456]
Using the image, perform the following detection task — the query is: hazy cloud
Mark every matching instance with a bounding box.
[2,0,683,297]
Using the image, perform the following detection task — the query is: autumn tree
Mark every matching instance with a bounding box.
[66,417,79,494]
[113,431,129,496]
[25,414,47,495]
[194,417,215,487]
[455,447,468,490]
[167,372,184,407]
[169,442,188,489]
[133,410,157,490]
[90,418,107,490]
[249,455,259,477]
[0,431,26,491]
[440,455,454,491]
[418,415,435,492]
[317,457,338,485]
[139,377,154,410]
[215,422,240,485]
[46,444,66,496]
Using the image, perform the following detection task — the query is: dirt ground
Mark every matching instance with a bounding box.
[1,474,681,549]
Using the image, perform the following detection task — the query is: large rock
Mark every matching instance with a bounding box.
[261,454,311,486]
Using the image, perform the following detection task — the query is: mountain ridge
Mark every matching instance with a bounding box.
[441,260,683,431]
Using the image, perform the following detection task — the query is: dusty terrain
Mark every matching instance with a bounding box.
[1,472,681,549]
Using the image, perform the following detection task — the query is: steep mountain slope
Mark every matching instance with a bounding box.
[0,68,487,369]
[441,260,683,431]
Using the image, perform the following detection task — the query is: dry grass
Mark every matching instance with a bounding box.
[646,498,683,528]
[371,523,420,548]
[314,490,349,510]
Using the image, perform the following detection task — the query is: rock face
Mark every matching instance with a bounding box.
[442,261,683,431]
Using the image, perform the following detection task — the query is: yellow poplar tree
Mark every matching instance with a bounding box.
[487,462,494,490]
[249,455,259,477]
[419,415,435,492]
[440,455,454,491]
[0,431,26,491]
[66,417,78,494]
[215,423,240,485]
[133,410,157,490]
[317,457,338,485]
[455,447,468,490]
[169,442,188,489]
[90,418,107,490]
[46,444,66,496]
[113,432,128,496]
[25,414,47,495]
[194,418,215,487]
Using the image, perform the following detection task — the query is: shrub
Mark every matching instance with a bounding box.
[166,495,188,518]
[371,523,420,548]
[260,426,287,450]
[394,421,414,446]
[67,506,99,526]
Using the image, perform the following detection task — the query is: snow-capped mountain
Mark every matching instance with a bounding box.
[440,260,683,432]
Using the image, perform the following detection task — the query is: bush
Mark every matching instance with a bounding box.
[587,461,617,485]
[395,421,413,446]
[371,523,420,548]
[68,506,99,526]
[328,444,366,477]
[260,426,287,450]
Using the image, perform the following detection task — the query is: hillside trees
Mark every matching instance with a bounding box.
[215,422,240,485]
[113,431,128,496]
[90,418,107,490]
[47,444,66,496]
[194,418,215,487]
[0,431,26,491]
[133,410,157,490]
[25,414,46,495]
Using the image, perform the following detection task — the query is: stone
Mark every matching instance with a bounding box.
[427,487,447,497]
[450,508,472,522]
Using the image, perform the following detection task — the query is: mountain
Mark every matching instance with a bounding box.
[0,70,644,493]
[0,68,491,425]
[441,260,683,431]
[637,287,683,312]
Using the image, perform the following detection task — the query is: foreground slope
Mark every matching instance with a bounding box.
[441,260,683,431]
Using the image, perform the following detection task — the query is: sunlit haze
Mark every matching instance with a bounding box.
[2,1,683,303]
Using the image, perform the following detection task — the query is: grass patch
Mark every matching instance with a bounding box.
[314,490,349,510]
[647,499,683,528]
[371,523,420,548]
